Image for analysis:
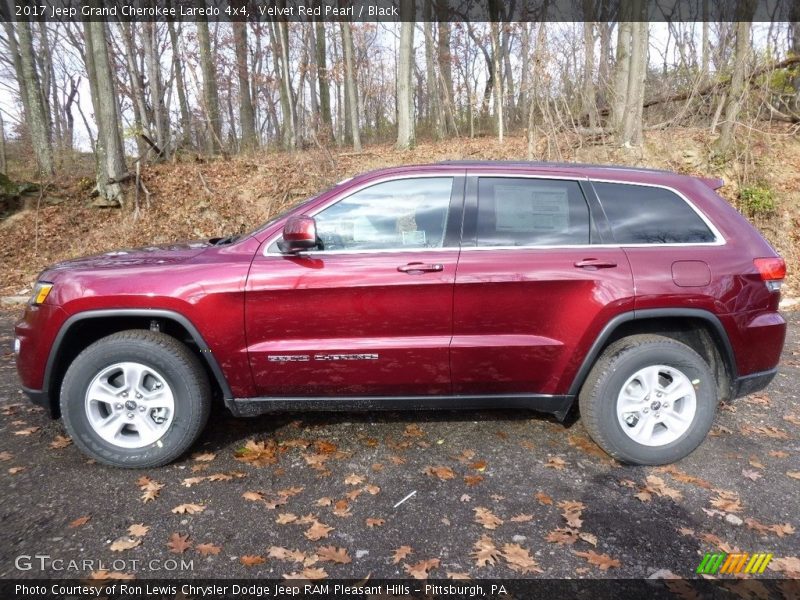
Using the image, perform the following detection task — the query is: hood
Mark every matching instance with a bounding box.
[47,240,212,271]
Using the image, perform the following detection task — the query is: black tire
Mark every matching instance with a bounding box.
[60,330,211,468]
[579,334,718,465]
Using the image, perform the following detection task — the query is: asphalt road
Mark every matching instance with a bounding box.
[1,308,798,582]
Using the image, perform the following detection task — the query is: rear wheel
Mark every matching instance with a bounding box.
[61,330,210,468]
[579,334,718,465]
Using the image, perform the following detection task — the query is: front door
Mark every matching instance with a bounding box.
[451,174,634,397]
[245,175,464,397]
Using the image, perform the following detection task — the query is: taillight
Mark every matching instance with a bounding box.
[754,257,786,292]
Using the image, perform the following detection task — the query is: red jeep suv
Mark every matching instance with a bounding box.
[14,162,786,468]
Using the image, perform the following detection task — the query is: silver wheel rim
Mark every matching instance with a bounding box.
[615,364,697,447]
[85,362,175,449]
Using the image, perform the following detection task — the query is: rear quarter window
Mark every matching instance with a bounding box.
[592,182,716,244]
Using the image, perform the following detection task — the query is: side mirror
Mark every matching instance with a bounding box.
[278,215,318,254]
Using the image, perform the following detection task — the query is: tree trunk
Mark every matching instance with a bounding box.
[120,23,150,157]
[396,15,415,149]
[0,110,6,174]
[306,22,320,121]
[16,20,54,176]
[143,22,167,152]
[315,21,333,139]
[197,18,222,153]
[84,17,126,204]
[611,18,633,133]
[582,17,597,128]
[423,1,444,139]
[519,22,531,125]
[275,18,296,150]
[233,20,257,151]
[715,15,753,155]
[3,18,31,131]
[166,17,192,148]
[528,22,547,159]
[341,21,361,151]
[436,19,453,111]
[490,20,504,142]
[701,0,710,81]
[621,19,648,146]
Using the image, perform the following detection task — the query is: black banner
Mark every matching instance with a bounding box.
[3,579,800,600]
[0,0,796,23]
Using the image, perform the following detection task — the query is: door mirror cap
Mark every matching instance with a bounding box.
[278,215,318,253]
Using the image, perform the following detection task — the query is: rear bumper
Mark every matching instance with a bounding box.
[732,368,778,399]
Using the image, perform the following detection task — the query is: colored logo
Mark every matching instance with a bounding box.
[696,552,772,575]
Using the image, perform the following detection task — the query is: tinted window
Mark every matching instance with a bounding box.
[476,178,590,246]
[313,178,453,251]
[593,182,715,244]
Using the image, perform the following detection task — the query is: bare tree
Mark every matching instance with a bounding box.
[315,21,333,138]
[197,18,222,153]
[611,0,648,147]
[340,21,361,151]
[396,10,415,149]
[15,20,54,175]
[84,18,126,204]
[715,1,756,155]
[166,17,192,148]
[233,18,257,151]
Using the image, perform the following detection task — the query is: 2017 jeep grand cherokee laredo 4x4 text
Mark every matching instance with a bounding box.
[15,162,786,468]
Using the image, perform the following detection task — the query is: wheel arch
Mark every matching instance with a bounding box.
[568,308,737,404]
[44,309,232,417]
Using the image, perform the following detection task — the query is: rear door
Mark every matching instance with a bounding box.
[245,174,465,397]
[451,173,635,397]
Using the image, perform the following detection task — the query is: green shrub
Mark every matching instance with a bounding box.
[738,185,776,218]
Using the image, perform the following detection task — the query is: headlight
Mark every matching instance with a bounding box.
[30,282,54,306]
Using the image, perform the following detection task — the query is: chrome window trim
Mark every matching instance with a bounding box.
[262,171,725,257]
[588,177,726,247]
[263,173,460,256]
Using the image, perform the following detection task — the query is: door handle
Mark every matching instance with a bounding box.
[397,262,444,273]
[574,258,618,269]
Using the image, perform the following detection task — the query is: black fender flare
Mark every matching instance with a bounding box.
[567,308,738,398]
[44,308,233,401]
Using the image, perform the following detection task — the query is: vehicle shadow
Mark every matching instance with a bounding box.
[195,400,576,452]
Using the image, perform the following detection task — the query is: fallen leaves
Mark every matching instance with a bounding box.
[463,475,484,486]
[276,513,299,525]
[543,456,567,470]
[501,543,542,574]
[393,545,413,564]
[404,558,440,579]
[424,465,455,480]
[546,527,580,545]
[68,515,91,528]
[166,533,192,554]
[171,503,206,515]
[235,439,278,467]
[195,543,222,556]
[474,507,503,530]
[768,556,800,577]
[739,424,788,439]
[192,451,217,462]
[787,471,800,480]
[344,473,364,485]
[8,466,25,474]
[284,566,328,580]
[710,490,744,513]
[239,555,266,567]
[471,535,501,567]
[744,518,795,537]
[635,476,683,502]
[316,546,351,564]
[535,491,553,505]
[128,524,149,537]
[558,501,585,529]
[137,476,164,503]
[0,451,12,461]
[110,536,142,552]
[573,550,621,570]
[365,517,385,528]
[304,519,334,541]
[13,426,40,436]
[49,435,72,449]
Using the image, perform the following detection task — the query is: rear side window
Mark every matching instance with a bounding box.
[593,182,716,244]
[476,178,591,246]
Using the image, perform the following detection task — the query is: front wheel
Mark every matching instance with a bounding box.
[60,330,211,468]
[579,334,718,465]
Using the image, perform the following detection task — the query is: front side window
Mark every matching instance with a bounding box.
[476,178,591,247]
[313,177,454,251]
[592,182,716,244]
